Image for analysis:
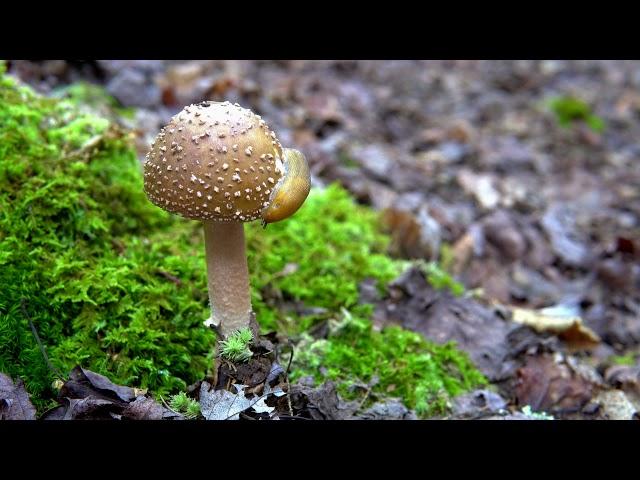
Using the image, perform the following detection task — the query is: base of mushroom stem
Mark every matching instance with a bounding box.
[212,330,283,393]
[204,311,260,340]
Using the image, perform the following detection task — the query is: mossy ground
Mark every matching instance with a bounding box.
[292,307,487,416]
[0,67,486,416]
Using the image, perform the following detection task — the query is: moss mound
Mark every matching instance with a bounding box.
[292,305,487,416]
[0,68,485,416]
[0,68,214,411]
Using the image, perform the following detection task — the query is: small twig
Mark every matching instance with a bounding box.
[159,395,185,418]
[156,270,182,286]
[277,414,310,421]
[357,384,373,412]
[283,341,295,417]
[111,238,126,255]
[356,372,379,413]
[59,134,107,161]
[21,298,65,380]
[284,341,295,377]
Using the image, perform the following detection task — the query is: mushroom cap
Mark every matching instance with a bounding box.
[143,101,284,222]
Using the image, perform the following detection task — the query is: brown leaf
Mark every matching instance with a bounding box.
[284,379,358,420]
[0,373,36,420]
[451,390,508,419]
[61,366,136,403]
[382,207,441,260]
[482,210,527,262]
[605,365,640,390]
[374,266,512,381]
[540,205,593,268]
[356,400,417,420]
[43,397,120,420]
[515,354,595,413]
[43,367,177,420]
[583,305,640,348]
[450,232,476,276]
[123,396,183,420]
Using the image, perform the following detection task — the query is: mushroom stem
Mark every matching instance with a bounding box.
[203,220,252,339]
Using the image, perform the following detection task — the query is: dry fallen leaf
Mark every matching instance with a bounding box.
[515,354,595,413]
[199,383,252,420]
[510,306,600,349]
[282,380,358,420]
[61,366,137,403]
[123,396,182,420]
[42,366,181,420]
[0,373,37,420]
[199,382,284,420]
[376,266,512,381]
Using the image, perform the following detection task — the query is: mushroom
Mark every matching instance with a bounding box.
[143,101,310,338]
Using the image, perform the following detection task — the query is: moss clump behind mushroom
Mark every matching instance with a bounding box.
[246,184,406,333]
[0,70,486,416]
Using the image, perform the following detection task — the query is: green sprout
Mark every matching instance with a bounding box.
[169,391,201,419]
[219,328,254,363]
[547,95,605,133]
[236,327,253,345]
[185,400,202,419]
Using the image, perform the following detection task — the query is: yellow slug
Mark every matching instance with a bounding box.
[261,148,310,226]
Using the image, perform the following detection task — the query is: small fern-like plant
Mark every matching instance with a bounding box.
[219,328,254,363]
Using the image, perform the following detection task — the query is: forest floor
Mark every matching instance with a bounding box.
[3,60,640,420]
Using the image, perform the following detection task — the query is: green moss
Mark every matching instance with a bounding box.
[422,261,465,297]
[291,306,487,417]
[0,72,485,417]
[169,391,201,419]
[548,95,605,133]
[0,72,215,412]
[245,183,408,334]
[609,353,636,366]
[219,328,253,363]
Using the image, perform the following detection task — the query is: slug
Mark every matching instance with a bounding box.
[261,148,311,226]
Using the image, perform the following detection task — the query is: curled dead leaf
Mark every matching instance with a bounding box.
[510,306,600,349]
[0,373,36,420]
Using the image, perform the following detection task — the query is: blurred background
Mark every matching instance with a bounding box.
[6,59,639,352]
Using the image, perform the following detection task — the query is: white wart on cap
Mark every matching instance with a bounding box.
[143,101,285,222]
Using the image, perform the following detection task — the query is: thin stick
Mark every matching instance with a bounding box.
[159,395,186,418]
[284,342,294,416]
[21,298,65,380]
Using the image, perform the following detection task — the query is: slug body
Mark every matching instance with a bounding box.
[262,148,311,225]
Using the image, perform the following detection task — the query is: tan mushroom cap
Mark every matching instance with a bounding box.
[143,101,284,222]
